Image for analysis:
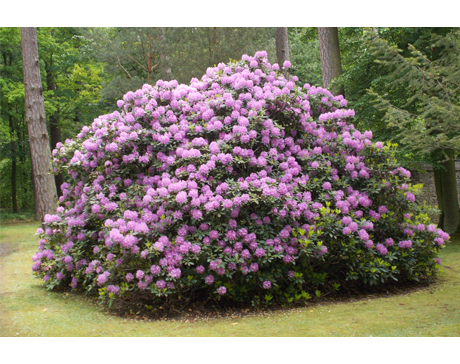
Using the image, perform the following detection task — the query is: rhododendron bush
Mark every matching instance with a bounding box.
[33,51,449,306]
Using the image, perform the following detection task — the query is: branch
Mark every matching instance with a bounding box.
[126,54,149,73]
[151,63,160,72]
[107,38,132,79]
[116,56,132,79]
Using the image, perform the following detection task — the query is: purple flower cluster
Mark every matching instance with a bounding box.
[33,51,448,304]
[399,240,413,249]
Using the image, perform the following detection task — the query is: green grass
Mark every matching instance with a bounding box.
[1,222,459,337]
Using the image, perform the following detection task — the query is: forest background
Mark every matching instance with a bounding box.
[1,26,459,234]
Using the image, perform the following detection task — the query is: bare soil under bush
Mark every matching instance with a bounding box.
[98,276,437,322]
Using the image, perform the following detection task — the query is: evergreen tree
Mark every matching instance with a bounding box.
[87,27,276,104]
[337,27,455,148]
[167,28,276,85]
[21,27,57,222]
[368,29,460,235]
[86,27,166,102]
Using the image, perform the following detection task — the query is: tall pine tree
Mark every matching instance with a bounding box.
[21,27,57,223]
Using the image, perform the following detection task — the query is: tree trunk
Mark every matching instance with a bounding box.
[318,27,343,96]
[30,160,39,217]
[21,27,57,224]
[275,27,290,68]
[433,151,459,235]
[21,113,35,211]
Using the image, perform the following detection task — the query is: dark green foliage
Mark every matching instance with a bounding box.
[366,29,460,164]
[365,28,460,234]
[336,27,457,167]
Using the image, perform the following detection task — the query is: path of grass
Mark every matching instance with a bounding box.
[1,222,459,337]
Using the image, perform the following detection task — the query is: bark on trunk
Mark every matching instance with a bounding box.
[318,27,344,96]
[21,27,57,224]
[19,113,30,210]
[433,151,459,235]
[30,160,39,217]
[275,27,290,75]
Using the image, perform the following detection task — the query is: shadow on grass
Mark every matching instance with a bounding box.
[61,275,438,323]
[75,231,460,322]
[33,234,460,323]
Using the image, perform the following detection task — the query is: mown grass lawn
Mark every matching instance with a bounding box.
[1,222,459,337]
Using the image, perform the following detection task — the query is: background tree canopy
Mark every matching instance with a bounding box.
[1,27,459,233]
[85,27,276,102]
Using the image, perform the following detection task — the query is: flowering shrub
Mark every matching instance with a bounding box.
[33,51,449,306]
